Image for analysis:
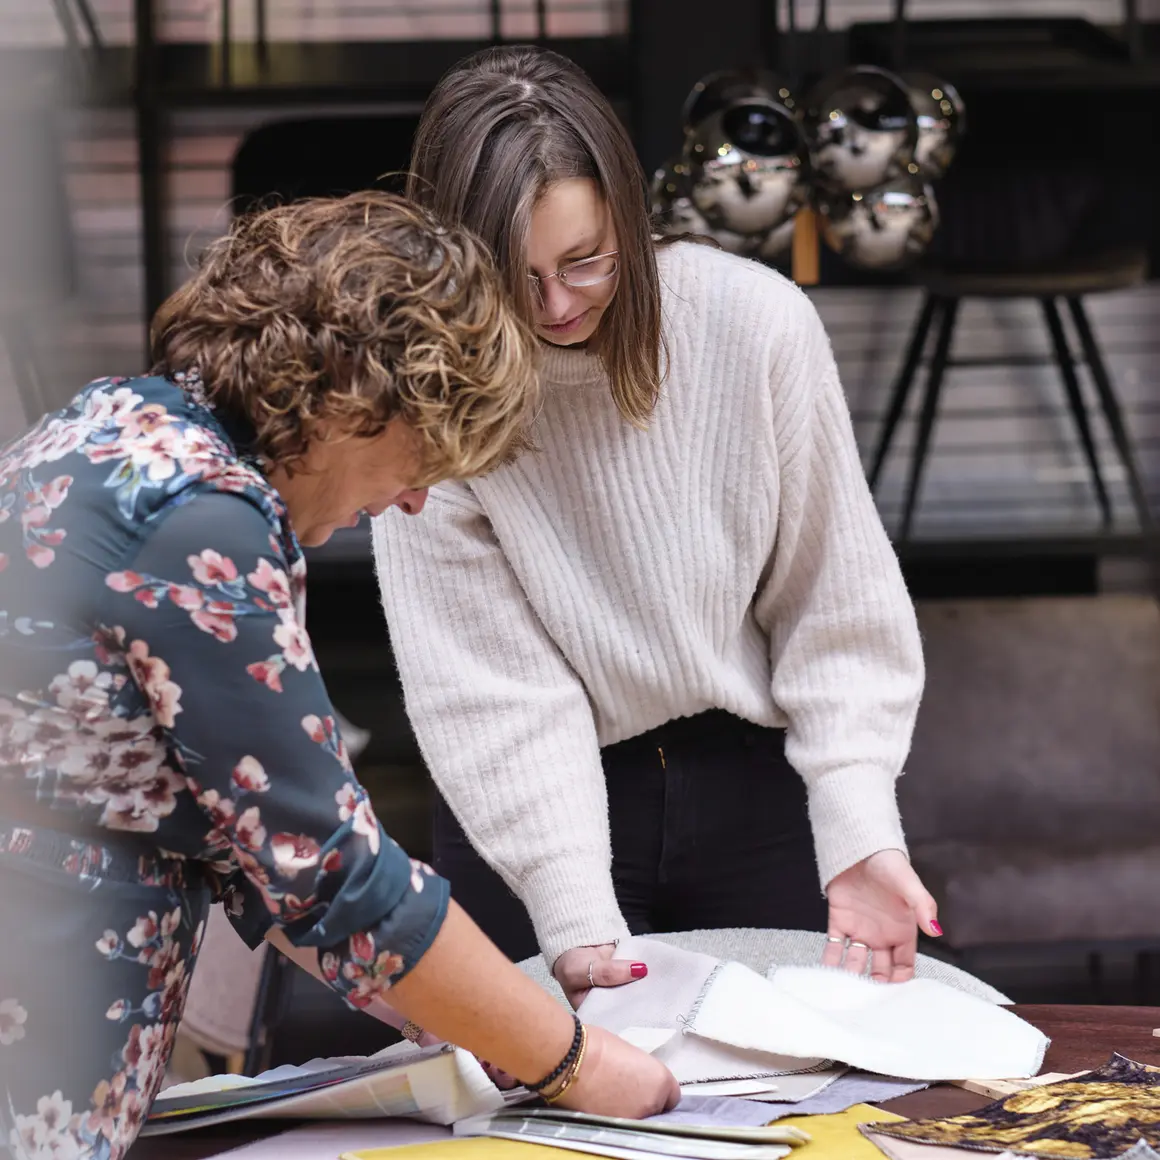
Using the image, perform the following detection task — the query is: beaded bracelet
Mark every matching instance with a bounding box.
[543,1023,588,1105]
[526,1013,584,1093]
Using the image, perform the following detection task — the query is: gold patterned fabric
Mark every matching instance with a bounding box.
[866,1054,1160,1159]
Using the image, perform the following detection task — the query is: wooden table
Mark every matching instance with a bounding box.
[128,1005,1160,1159]
[880,1004,1160,1120]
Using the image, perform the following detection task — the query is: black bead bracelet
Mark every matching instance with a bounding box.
[526,1013,584,1093]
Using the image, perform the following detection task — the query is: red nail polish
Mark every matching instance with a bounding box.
[630,963,648,979]
[930,920,944,936]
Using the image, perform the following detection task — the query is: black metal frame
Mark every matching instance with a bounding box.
[128,0,586,362]
[868,290,1156,543]
[242,945,294,1078]
[888,0,1146,68]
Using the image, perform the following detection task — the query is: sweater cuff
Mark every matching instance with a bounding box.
[807,766,909,890]
[516,859,631,968]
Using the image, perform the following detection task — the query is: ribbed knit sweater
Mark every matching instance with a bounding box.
[373,241,924,965]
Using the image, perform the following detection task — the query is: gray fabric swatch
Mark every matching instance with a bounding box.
[519,929,1011,1005]
[650,1095,797,1129]
[749,1070,928,1119]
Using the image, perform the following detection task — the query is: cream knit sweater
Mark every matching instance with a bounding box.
[373,241,924,965]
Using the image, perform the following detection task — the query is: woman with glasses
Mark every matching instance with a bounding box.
[375,46,941,1007]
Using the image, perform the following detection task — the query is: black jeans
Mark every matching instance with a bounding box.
[432,710,828,962]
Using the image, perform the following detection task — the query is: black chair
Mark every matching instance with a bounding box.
[867,249,1154,541]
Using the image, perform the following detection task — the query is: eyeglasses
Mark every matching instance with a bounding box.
[527,250,619,302]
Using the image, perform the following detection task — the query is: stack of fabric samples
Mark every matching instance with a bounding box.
[439,936,1054,1159]
[862,1054,1160,1160]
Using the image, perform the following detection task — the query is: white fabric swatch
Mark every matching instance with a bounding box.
[578,938,830,1083]
[577,937,718,1033]
[653,1034,835,1087]
[679,1080,781,1097]
[691,962,1049,1081]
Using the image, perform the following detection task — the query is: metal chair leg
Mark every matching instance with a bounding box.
[1067,296,1154,530]
[868,292,939,491]
[242,945,292,1077]
[898,296,958,542]
[1041,297,1112,527]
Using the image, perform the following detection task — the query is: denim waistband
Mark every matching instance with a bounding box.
[604,709,785,754]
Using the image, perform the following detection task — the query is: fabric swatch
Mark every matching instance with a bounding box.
[863,1134,1002,1160]
[866,1053,1160,1159]
[870,1140,1160,1160]
[776,1102,905,1159]
[652,1033,835,1087]
[579,937,829,1083]
[749,1071,929,1118]
[690,961,1048,1081]
[577,935,718,1034]
[519,929,1011,1005]
[650,1095,803,1129]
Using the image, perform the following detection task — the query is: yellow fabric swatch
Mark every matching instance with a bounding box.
[340,1139,574,1159]
[776,1102,906,1160]
[342,1104,908,1160]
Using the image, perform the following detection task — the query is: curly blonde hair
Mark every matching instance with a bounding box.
[150,191,539,485]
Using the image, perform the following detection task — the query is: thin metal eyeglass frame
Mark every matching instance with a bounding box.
[528,250,620,302]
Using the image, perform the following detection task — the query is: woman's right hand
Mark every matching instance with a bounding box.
[554,1025,680,1118]
[380,902,679,1121]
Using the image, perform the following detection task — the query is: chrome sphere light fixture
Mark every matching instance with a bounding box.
[816,177,939,270]
[903,72,966,180]
[685,95,810,239]
[804,65,919,194]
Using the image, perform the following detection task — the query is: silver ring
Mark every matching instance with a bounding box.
[401,1021,424,1043]
[587,960,595,987]
[825,935,847,945]
[848,941,871,951]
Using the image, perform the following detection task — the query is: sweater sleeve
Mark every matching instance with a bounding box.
[372,487,629,965]
[753,287,925,890]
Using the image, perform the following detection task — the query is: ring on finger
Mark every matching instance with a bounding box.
[848,941,871,951]
[401,1021,425,1044]
[587,960,595,987]
[825,935,847,946]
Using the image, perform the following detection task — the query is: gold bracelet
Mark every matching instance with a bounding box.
[544,1023,588,1104]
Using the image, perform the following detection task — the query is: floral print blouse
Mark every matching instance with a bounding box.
[0,375,448,1004]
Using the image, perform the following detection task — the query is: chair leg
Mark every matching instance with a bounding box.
[1041,297,1112,527]
[1086,951,1103,1001]
[898,296,958,542]
[868,292,939,491]
[1067,296,1154,531]
[243,945,293,1076]
[1134,950,1155,1005]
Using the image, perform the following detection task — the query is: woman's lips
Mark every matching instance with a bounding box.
[541,310,589,336]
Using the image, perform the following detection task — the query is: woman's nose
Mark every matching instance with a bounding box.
[538,276,575,321]
[395,488,428,517]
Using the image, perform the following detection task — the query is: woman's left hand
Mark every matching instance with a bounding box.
[822,850,941,983]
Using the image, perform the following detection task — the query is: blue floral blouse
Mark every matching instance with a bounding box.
[0,374,449,1001]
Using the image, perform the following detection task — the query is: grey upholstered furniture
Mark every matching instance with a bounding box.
[899,595,1160,989]
[517,928,1009,1004]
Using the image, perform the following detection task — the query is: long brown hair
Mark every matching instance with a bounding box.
[151,191,539,485]
[408,45,664,427]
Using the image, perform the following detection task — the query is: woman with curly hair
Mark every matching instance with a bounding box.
[376,47,941,1006]
[0,191,677,1160]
